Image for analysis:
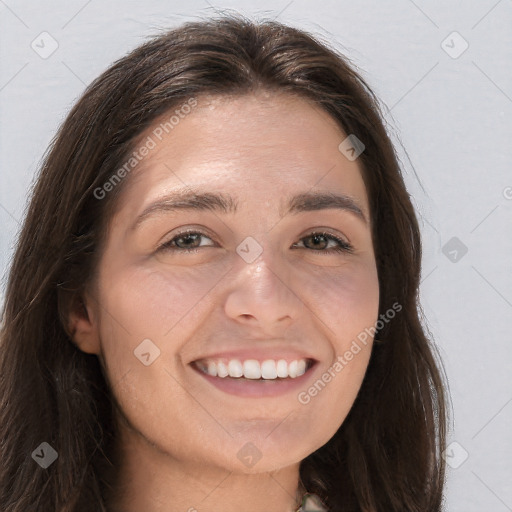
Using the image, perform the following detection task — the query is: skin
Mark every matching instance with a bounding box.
[69,90,380,512]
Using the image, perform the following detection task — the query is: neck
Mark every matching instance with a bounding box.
[105,419,305,512]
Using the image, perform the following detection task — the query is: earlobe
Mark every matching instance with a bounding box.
[66,291,101,355]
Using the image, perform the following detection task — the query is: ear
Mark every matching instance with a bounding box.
[66,290,101,355]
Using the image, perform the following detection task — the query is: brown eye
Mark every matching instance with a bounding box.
[159,231,214,253]
[293,232,353,254]
[157,230,353,255]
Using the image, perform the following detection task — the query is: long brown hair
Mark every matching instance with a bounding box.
[0,14,449,511]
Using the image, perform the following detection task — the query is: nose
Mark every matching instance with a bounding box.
[223,256,304,331]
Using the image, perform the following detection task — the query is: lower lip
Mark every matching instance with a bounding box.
[190,362,318,398]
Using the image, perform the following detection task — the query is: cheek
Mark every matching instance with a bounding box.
[93,264,233,455]
[293,260,379,422]
[100,262,227,339]
[95,262,228,393]
[300,258,380,347]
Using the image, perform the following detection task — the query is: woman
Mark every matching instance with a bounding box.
[0,14,449,512]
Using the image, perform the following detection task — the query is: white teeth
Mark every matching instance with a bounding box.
[276,359,288,378]
[217,361,229,378]
[261,360,277,379]
[288,360,298,378]
[197,357,311,380]
[228,360,243,378]
[207,361,217,377]
[243,360,261,379]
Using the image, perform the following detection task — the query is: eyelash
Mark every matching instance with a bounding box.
[158,229,354,255]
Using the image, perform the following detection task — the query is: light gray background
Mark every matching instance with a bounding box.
[1,1,511,510]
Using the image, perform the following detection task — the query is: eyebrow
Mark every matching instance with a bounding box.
[131,188,368,230]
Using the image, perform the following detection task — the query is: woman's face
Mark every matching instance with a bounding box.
[75,91,380,473]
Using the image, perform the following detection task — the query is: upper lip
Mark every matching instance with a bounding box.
[189,346,318,364]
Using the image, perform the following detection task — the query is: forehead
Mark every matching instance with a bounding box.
[112,92,370,223]
[138,92,349,169]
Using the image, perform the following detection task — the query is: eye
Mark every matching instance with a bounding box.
[292,231,354,254]
[157,230,353,255]
[158,230,216,253]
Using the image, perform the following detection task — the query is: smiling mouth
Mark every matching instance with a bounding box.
[191,357,317,381]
